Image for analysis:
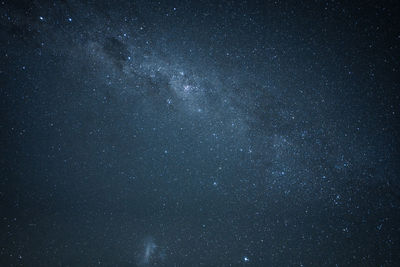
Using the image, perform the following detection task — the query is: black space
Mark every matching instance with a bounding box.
[1,0,400,266]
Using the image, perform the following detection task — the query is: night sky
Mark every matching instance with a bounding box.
[1,0,400,266]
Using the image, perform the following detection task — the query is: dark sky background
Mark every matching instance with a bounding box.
[1,0,400,266]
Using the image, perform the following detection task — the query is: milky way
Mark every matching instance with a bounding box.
[1,0,399,266]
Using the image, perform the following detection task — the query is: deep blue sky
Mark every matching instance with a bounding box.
[1,0,399,266]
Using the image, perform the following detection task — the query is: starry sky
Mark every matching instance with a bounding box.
[1,0,400,266]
